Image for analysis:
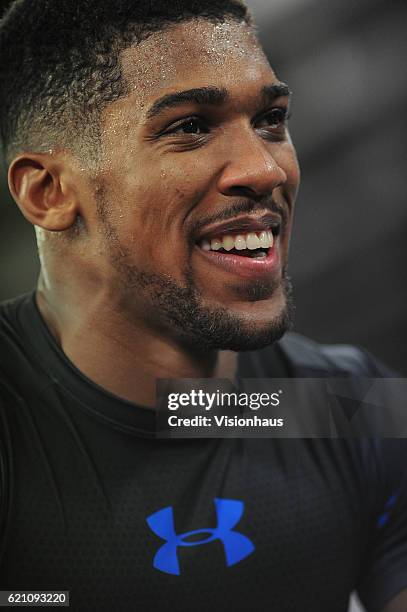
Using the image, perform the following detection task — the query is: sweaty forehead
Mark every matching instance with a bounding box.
[120,18,271,104]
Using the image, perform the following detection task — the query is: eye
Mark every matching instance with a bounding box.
[165,117,210,136]
[256,107,290,130]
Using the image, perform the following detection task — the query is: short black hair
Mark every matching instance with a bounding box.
[0,0,251,164]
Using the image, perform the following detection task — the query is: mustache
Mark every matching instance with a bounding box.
[191,199,288,238]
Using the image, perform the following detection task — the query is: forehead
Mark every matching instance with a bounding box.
[120,18,274,107]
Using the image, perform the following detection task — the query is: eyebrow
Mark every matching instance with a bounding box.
[261,83,292,104]
[145,82,291,121]
[146,87,228,120]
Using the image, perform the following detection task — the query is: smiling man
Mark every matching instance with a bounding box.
[0,1,406,611]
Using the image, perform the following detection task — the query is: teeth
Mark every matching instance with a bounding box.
[246,233,261,250]
[234,235,247,250]
[222,235,235,251]
[259,231,269,249]
[210,238,222,251]
[200,229,276,252]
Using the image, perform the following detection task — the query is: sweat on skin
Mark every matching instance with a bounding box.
[9,18,299,409]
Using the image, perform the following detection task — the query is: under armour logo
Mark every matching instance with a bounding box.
[146,498,255,575]
[377,492,399,529]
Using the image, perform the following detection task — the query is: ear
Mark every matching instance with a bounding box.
[8,152,79,231]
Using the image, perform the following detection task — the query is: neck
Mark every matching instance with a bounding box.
[36,274,238,407]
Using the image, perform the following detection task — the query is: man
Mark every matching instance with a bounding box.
[0,1,406,610]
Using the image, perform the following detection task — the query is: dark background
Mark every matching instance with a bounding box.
[250,0,407,375]
[1,0,406,374]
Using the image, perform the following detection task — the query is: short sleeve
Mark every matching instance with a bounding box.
[357,440,407,612]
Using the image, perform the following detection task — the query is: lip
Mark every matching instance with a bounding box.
[195,239,281,280]
[195,213,282,242]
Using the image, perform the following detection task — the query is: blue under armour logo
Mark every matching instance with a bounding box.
[146,498,255,575]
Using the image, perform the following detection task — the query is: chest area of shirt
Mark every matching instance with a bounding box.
[4,439,365,612]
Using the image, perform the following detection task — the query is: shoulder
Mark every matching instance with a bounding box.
[0,291,36,348]
[0,293,33,347]
[277,332,396,378]
[0,292,32,323]
[0,292,40,399]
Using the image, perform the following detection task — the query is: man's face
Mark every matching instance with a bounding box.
[86,18,300,351]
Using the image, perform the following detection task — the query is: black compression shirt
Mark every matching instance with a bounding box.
[0,292,406,612]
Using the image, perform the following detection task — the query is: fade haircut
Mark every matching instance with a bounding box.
[0,0,251,165]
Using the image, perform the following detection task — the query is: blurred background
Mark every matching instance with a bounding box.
[0,0,406,377]
[251,3,406,610]
[248,0,407,375]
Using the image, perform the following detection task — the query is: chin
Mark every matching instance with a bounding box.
[228,282,287,317]
[114,257,294,353]
[173,290,294,353]
[210,307,293,352]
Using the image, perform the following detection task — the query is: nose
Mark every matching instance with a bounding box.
[217,129,287,198]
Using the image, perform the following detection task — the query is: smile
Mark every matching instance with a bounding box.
[199,230,274,259]
[195,230,281,280]
[194,214,283,280]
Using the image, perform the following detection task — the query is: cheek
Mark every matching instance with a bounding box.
[105,175,205,276]
[127,160,213,239]
[98,149,217,276]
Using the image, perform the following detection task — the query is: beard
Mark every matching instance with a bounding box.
[112,257,294,352]
[95,187,295,353]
